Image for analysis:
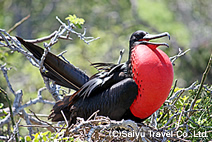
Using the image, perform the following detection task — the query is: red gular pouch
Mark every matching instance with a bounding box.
[130,44,174,119]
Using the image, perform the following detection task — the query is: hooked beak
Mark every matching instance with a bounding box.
[139,32,170,49]
[142,32,170,41]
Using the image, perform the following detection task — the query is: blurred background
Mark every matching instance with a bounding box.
[0,0,211,135]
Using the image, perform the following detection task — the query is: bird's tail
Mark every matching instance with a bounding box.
[16,37,89,90]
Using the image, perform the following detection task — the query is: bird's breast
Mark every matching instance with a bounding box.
[130,44,174,119]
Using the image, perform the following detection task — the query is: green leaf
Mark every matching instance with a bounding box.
[42,135,48,141]
[42,131,50,136]
[65,14,85,29]
[25,136,32,141]
[33,139,39,142]
[32,133,38,139]
[196,99,201,104]
[0,103,3,109]
[19,136,25,142]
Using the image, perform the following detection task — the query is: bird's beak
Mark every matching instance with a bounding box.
[139,32,170,49]
[142,32,170,41]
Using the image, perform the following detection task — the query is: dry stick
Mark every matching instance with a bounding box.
[161,109,204,129]
[168,79,178,99]
[0,65,16,95]
[19,125,61,129]
[7,14,31,34]
[18,113,56,132]
[170,48,190,65]
[189,54,212,116]
[0,32,72,43]
[21,110,33,137]
[0,87,19,142]
[117,49,125,64]
[25,31,72,43]
[29,109,57,132]
[60,110,69,128]
[86,110,100,121]
[175,106,185,130]
[8,119,21,142]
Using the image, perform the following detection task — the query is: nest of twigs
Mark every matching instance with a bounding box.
[51,111,183,142]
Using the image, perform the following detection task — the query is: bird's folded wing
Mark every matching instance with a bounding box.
[48,78,138,123]
[16,37,89,90]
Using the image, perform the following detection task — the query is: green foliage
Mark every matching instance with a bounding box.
[153,83,212,141]
[65,14,85,29]
[19,131,75,142]
[0,50,9,64]
[0,103,3,109]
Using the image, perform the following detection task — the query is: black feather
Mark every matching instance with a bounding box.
[16,36,89,90]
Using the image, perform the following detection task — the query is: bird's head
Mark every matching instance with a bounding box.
[129,30,170,50]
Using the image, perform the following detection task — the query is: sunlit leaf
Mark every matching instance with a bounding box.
[65,14,85,29]
[25,136,32,141]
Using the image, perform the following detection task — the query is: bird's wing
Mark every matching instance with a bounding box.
[48,78,138,123]
[16,37,89,90]
[75,63,127,99]
[90,62,117,72]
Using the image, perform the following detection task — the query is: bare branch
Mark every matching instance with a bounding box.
[20,110,34,137]
[0,65,16,95]
[56,16,100,44]
[24,31,72,43]
[117,49,125,64]
[0,87,19,142]
[29,109,57,132]
[189,54,212,113]
[8,119,21,142]
[170,48,190,65]
[0,136,9,141]
[0,88,54,127]
[7,14,30,34]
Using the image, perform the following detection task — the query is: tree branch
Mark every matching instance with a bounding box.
[7,14,30,34]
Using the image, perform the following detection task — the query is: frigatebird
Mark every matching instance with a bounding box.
[16,30,173,124]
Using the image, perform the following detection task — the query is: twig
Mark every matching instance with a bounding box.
[0,64,16,95]
[161,109,205,129]
[150,110,158,129]
[19,125,61,129]
[0,89,54,127]
[8,119,21,142]
[0,87,19,142]
[168,81,197,101]
[86,110,100,121]
[61,110,69,128]
[42,76,62,101]
[39,43,50,72]
[117,49,125,64]
[57,50,71,64]
[7,14,30,34]
[18,113,55,132]
[168,79,178,99]
[170,48,190,65]
[189,54,212,113]
[0,30,40,67]
[25,31,72,43]
[29,109,57,132]
[0,136,9,141]
[21,110,33,137]
[56,16,100,44]
[175,106,185,130]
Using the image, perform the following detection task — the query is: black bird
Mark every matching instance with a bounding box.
[16,30,173,125]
